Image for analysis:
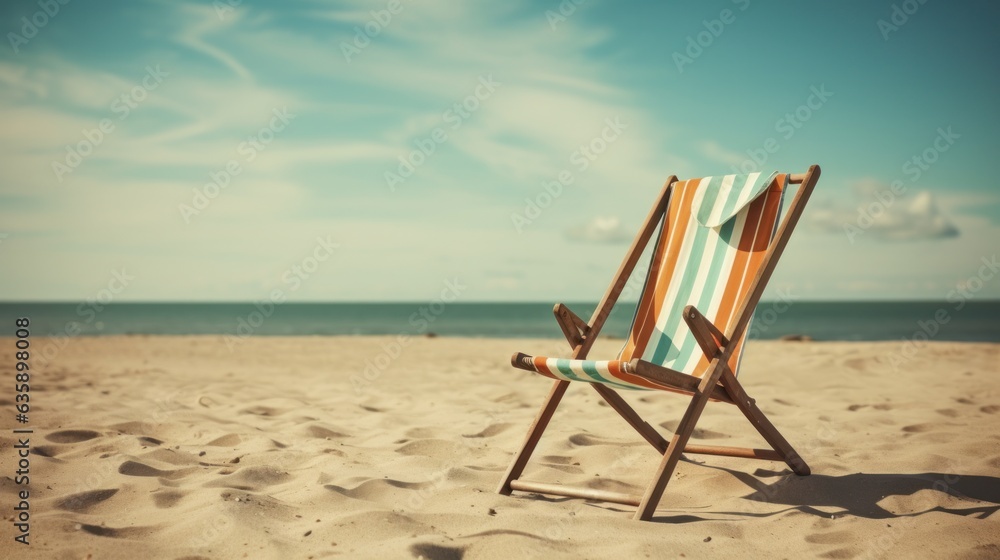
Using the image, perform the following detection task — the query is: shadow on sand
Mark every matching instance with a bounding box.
[648,463,1000,522]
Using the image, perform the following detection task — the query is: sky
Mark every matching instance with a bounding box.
[0,0,998,303]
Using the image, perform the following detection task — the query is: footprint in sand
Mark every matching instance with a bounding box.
[77,523,154,539]
[239,405,283,417]
[409,543,465,560]
[152,489,186,508]
[395,439,461,457]
[32,445,62,457]
[816,547,859,559]
[55,489,118,512]
[204,465,290,490]
[305,425,348,439]
[902,424,933,433]
[118,460,193,479]
[462,423,512,438]
[847,404,868,411]
[46,429,100,443]
[981,405,1000,414]
[144,448,202,466]
[872,403,893,411]
[804,530,853,545]
[538,458,584,474]
[936,409,959,418]
[568,433,643,447]
[325,477,442,500]
[844,357,868,371]
[205,434,242,447]
[405,427,438,439]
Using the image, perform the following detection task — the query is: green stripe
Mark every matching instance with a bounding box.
[580,361,640,390]
[648,193,714,364]
[671,215,739,372]
[694,175,724,226]
[554,359,586,382]
[717,175,752,225]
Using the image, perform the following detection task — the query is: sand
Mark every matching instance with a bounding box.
[1,335,998,559]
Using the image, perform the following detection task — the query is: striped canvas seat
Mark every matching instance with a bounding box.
[514,172,788,391]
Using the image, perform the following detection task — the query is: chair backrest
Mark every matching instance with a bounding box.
[618,172,789,377]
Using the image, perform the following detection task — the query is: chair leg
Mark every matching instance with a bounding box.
[497,379,570,495]
[737,395,810,475]
[719,372,810,475]
[633,370,718,520]
[591,385,669,454]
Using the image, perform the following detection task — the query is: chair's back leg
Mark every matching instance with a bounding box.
[497,379,570,494]
[719,371,810,475]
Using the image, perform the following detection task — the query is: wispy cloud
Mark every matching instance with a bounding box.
[0,0,996,301]
[808,179,960,242]
[565,216,633,244]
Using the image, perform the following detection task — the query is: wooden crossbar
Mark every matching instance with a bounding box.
[510,479,642,506]
[683,445,782,461]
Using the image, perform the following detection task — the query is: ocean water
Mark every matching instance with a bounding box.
[0,301,997,342]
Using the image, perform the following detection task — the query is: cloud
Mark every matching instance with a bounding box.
[696,140,746,168]
[172,3,253,80]
[565,216,633,243]
[808,180,959,242]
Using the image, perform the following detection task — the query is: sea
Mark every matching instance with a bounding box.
[0,301,997,342]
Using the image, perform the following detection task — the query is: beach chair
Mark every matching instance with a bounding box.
[498,165,820,521]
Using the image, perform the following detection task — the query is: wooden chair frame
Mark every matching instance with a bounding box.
[497,165,821,521]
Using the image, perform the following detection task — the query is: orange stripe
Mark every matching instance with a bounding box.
[623,179,697,360]
[689,180,774,375]
[724,180,784,375]
[692,176,785,376]
[533,356,552,375]
[620,187,674,361]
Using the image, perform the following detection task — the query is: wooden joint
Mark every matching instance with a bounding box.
[683,305,729,361]
[553,303,590,347]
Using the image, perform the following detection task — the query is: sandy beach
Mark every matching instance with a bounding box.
[2,335,998,559]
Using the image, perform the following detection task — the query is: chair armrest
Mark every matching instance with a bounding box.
[626,358,734,404]
[682,305,729,360]
[553,303,590,347]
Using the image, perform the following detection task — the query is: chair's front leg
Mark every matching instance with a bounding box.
[717,370,811,476]
[684,305,811,476]
[497,379,571,494]
[634,358,729,520]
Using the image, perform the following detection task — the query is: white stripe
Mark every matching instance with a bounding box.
[645,179,707,361]
[631,181,696,360]
[732,172,762,213]
[689,176,709,218]
[678,208,749,374]
[621,182,691,360]
[671,199,731,371]
[707,174,737,226]
[723,188,772,331]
